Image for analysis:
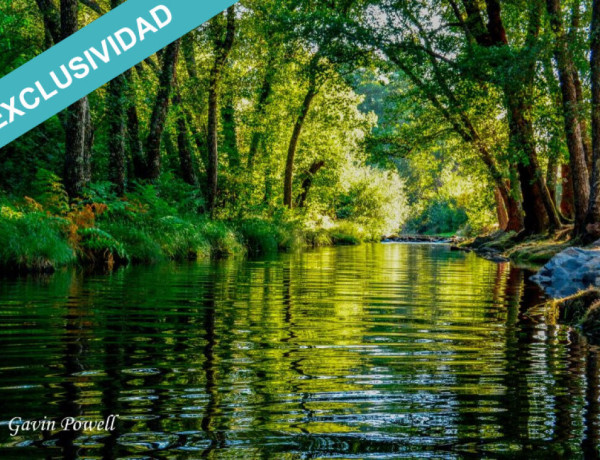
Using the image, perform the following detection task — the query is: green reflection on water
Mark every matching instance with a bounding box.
[0,243,598,458]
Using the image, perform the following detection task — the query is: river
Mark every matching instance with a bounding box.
[0,243,598,458]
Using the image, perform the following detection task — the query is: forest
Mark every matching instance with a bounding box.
[1,0,600,271]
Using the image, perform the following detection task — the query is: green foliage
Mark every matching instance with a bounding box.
[404,198,468,236]
[153,216,211,260]
[77,227,128,265]
[100,222,164,264]
[236,217,302,254]
[328,222,365,245]
[237,219,280,255]
[30,169,69,215]
[158,173,206,214]
[0,212,74,272]
[4,0,569,270]
[335,166,407,238]
[202,220,244,257]
[303,227,333,247]
[127,183,177,219]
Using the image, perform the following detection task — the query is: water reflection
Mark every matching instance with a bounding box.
[0,244,599,457]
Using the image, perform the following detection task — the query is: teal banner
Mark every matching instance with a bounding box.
[0,0,238,149]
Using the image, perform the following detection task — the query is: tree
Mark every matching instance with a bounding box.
[284,57,319,208]
[173,85,198,186]
[34,0,93,198]
[206,5,236,215]
[144,40,180,181]
[546,0,590,237]
[587,0,600,239]
[106,0,126,195]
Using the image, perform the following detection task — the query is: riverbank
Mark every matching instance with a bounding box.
[382,234,464,244]
[0,208,376,273]
[0,181,379,273]
[452,229,573,267]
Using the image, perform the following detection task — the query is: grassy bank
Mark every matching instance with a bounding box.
[0,173,380,273]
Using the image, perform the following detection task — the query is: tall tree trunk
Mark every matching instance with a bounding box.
[83,97,93,184]
[445,1,552,233]
[542,58,565,209]
[283,82,317,208]
[35,0,60,44]
[181,33,198,80]
[574,72,593,171]
[484,0,561,233]
[144,39,180,181]
[495,187,509,230]
[125,70,146,181]
[207,60,220,211]
[61,0,90,198]
[184,109,208,172]
[107,74,126,195]
[63,101,88,198]
[206,6,236,215]
[587,0,600,238]
[105,0,126,194]
[497,183,523,232]
[569,0,593,171]
[405,6,524,231]
[247,50,277,171]
[450,2,556,234]
[106,0,125,195]
[222,96,239,169]
[547,0,591,236]
[562,163,576,218]
[297,160,325,208]
[180,31,208,172]
[547,155,559,205]
[507,97,560,233]
[173,89,197,186]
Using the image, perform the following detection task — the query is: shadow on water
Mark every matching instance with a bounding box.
[0,244,600,458]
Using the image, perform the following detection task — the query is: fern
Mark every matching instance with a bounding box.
[78,227,128,261]
[30,168,69,214]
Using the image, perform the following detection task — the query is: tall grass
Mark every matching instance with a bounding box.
[0,211,75,272]
[0,176,385,272]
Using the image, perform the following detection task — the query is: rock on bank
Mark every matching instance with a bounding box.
[531,246,600,298]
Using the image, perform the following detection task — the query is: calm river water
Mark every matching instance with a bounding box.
[0,243,598,458]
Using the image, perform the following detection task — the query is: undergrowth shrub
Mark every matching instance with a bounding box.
[303,227,333,247]
[237,219,280,255]
[0,211,74,272]
[336,167,407,237]
[30,169,69,215]
[202,220,244,256]
[77,227,128,267]
[403,198,468,236]
[154,216,211,260]
[100,222,164,264]
[0,170,393,272]
[158,173,206,214]
[329,221,365,245]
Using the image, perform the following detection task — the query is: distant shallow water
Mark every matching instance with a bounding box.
[0,243,598,458]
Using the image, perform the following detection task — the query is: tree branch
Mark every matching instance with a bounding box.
[79,0,105,15]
